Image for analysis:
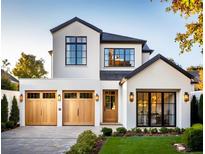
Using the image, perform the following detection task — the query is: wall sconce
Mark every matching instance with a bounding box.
[129,92,134,102]
[19,94,23,103]
[184,92,189,102]
[96,93,99,101]
[58,94,61,101]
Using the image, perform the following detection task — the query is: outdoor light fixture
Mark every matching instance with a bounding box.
[96,93,99,101]
[58,94,61,101]
[184,92,189,102]
[129,92,134,102]
[19,94,23,103]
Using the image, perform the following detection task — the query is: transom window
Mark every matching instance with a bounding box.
[43,93,55,99]
[104,48,135,67]
[65,36,87,65]
[137,92,176,127]
[27,93,40,99]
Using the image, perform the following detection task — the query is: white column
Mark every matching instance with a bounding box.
[57,90,62,127]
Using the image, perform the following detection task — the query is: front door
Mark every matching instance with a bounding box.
[103,90,118,123]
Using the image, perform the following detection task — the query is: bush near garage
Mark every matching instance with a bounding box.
[9,96,19,125]
[115,127,127,136]
[182,123,203,151]
[1,122,6,131]
[67,130,97,154]
[101,127,113,136]
[1,94,8,123]
[5,121,15,129]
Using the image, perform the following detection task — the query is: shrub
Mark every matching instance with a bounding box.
[1,94,8,123]
[116,127,127,135]
[1,74,18,91]
[1,122,6,131]
[191,95,199,125]
[132,128,142,133]
[150,128,158,134]
[182,125,203,151]
[101,127,112,136]
[143,128,148,133]
[159,127,168,134]
[6,121,15,129]
[192,123,203,129]
[67,130,97,154]
[198,94,203,124]
[9,96,19,125]
[174,127,181,134]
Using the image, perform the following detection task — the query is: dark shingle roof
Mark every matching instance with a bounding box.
[101,32,146,44]
[124,54,195,81]
[142,44,154,54]
[50,17,102,33]
[100,71,132,80]
[1,69,19,83]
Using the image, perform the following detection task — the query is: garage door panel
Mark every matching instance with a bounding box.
[25,91,57,126]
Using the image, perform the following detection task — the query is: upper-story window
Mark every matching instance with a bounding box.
[65,36,87,65]
[104,48,135,67]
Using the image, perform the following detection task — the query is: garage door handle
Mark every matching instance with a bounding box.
[77,108,79,116]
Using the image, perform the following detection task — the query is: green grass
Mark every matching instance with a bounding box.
[99,136,203,154]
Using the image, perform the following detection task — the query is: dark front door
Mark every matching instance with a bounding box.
[103,90,118,123]
[137,92,176,127]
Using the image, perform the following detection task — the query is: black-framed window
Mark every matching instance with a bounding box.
[65,36,87,65]
[136,92,176,127]
[104,48,135,67]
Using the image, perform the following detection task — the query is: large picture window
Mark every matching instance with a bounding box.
[104,48,135,67]
[137,92,176,127]
[65,36,87,65]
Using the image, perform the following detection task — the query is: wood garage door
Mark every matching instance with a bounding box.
[63,91,95,125]
[25,91,57,126]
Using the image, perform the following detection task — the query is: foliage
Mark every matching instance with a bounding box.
[150,128,158,134]
[116,127,127,135]
[101,127,112,136]
[5,121,15,129]
[1,94,8,123]
[191,95,199,125]
[174,127,181,134]
[182,124,203,151]
[159,127,168,133]
[1,122,6,131]
[1,74,19,91]
[67,130,97,154]
[9,96,19,125]
[187,66,203,90]
[198,94,203,123]
[12,52,47,78]
[1,59,11,73]
[163,0,203,53]
[132,128,142,133]
[143,128,148,133]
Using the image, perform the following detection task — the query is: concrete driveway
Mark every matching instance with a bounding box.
[1,126,118,154]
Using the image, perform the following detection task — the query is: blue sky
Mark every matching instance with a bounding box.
[2,0,202,77]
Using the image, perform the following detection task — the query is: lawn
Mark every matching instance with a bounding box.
[99,136,203,154]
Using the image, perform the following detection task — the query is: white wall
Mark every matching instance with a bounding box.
[1,90,20,119]
[125,59,194,129]
[100,43,142,71]
[142,53,150,64]
[52,21,101,79]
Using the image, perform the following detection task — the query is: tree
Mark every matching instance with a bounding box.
[1,59,11,73]
[1,94,8,123]
[187,65,203,90]
[1,73,18,91]
[198,94,203,124]
[12,52,48,78]
[168,58,182,67]
[163,0,203,53]
[9,96,19,125]
[191,95,199,125]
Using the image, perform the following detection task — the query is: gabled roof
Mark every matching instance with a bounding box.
[50,17,102,33]
[1,69,19,83]
[142,44,154,54]
[120,54,195,84]
[100,71,132,80]
[101,32,146,44]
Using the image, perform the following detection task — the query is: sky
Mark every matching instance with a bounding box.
[1,0,203,78]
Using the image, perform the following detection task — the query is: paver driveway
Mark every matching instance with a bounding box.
[1,126,118,154]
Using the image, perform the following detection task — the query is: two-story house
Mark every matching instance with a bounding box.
[19,17,196,129]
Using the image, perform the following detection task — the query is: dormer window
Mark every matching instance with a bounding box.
[65,36,87,65]
[104,48,135,67]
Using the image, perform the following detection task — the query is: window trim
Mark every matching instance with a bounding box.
[65,36,87,66]
[136,91,176,127]
[104,48,135,67]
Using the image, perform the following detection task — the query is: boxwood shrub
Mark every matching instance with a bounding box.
[159,127,168,134]
[67,130,97,154]
[116,127,127,135]
[182,124,203,151]
[6,121,15,129]
[101,127,112,136]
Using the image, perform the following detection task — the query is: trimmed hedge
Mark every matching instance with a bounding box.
[116,127,127,135]
[101,127,112,136]
[67,130,97,154]
[182,124,203,151]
